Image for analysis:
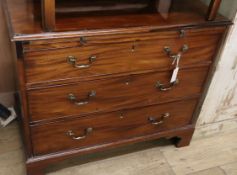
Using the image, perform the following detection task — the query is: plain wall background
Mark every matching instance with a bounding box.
[195,2,237,138]
[202,0,237,19]
[0,3,15,106]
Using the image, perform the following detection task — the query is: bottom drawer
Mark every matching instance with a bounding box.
[31,99,198,155]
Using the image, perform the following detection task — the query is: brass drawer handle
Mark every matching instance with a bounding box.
[164,44,189,60]
[68,90,96,106]
[67,55,96,69]
[148,113,170,125]
[156,79,179,91]
[67,127,93,140]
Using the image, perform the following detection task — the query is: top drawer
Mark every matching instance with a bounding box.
[24,27,225,86]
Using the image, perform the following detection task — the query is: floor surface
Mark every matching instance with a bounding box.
[0,122,236,175]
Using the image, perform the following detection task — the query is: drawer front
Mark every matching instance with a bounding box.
[28,67,209,122]
[31,99,198,155]
[24,27,224,85]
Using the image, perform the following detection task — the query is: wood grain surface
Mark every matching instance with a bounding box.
[31,99,198,155]
[24,27,224,86]
[1,0,231,174]
[3,0,230,41]
[28,67,209,122]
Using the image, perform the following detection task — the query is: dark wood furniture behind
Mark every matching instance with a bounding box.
[40,0,223,31]
[2,0,231,174]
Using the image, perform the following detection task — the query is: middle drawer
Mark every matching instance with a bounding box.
[28,67,209,122]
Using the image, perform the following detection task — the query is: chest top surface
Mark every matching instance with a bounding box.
[2,0,231,41]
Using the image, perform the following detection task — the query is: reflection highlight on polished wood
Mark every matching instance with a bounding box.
[28,67,209,122]
[31,99,198,155]
[24,27,223,86]
[3,0,229,41]
[2,0,231,174]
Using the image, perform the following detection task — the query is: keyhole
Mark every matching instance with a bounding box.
[131,44,135,52]
[124,78,132,85]
[131,40,139,52]
[119,112,125,119]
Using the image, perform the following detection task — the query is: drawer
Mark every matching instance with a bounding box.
[28,67,209,122]
[31,99,198,155]
[24,27,224,85]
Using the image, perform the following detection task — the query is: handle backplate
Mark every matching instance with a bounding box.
[164,44,189,60]
[68,90,96,106]
[67,127,93,140]
[80,36,87,45]
[156,79,179,91]
[148,113,170,125]
[67,55,96,69]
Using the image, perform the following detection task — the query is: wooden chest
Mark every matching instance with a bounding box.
[2,0,231,174]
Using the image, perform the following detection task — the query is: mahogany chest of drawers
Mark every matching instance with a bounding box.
[2,0,231,174]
